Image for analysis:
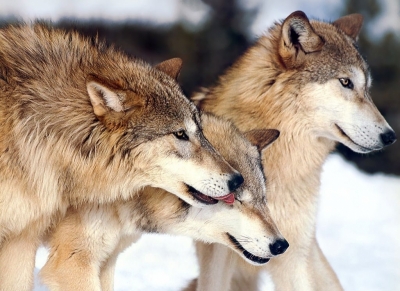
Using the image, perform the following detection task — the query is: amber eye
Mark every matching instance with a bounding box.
[173,130,189,141]
[339,78,354,89]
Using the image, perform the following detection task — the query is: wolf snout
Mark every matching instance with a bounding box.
[380,130,396,147]
[227,173,244,192]
[269,238,289,256]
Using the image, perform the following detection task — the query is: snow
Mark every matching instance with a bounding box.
[317,154,400,291]
[34,154,400,290]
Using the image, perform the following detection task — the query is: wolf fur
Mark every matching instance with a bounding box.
[185,11,396,291]
[39,113,287,291]
[0,23,242,291]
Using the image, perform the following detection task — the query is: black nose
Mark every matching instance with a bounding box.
[227,173,244,192]
[380,130,397,146]
[269,239,289,256]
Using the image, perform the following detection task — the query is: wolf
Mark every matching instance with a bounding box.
[0,23,243,291]
[185,11,397,291]
[39,113,288,291]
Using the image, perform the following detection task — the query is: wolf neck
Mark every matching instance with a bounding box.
[202,34,336,195]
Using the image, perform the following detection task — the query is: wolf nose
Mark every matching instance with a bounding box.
[380,130,397,146]
[227,173,244,192]
[269,239,289,256]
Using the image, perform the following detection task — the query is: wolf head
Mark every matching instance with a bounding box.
[277,11,396,153]
[131,114,288,265]
[86,58,243,206]
[195,12,396,155]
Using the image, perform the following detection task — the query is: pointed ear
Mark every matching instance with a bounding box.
[244,129,280,152]
[86,75,125,118]
[279,11,324,68]
[155,58,183,80]
[333,14,363,40]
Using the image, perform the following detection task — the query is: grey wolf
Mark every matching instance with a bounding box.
[39,113,288,291]
[0,22,242,291]
[185,11,396,291]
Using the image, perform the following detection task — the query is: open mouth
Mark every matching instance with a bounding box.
[187,185,218,205]
[334,124,373,151]
[227,233,270,265]
[186,185,236,205]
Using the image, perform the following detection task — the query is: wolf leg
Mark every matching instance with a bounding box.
[309,240,343,291]
[40,208,107,291]
[41,255,101,291]
[230,263,261,291]
[40,235,102,291]
[99,251,118,291]
[194,242,237,291]
[192,250,317,291]
[270,240,343,291]
[266,254,314,291]
[263,239,343,291]
[189,242,262,291]
[192,246,307,291]
[100,234,141,291]
[0,231,39,291]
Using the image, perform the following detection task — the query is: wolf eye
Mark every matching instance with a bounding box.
[173,130,189,141]
[339,78,354,89]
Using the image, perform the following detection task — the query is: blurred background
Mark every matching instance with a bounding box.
[0,0,398,175]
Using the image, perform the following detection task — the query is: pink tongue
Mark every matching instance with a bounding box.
[215,193,235,205]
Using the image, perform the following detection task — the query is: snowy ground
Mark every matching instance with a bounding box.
[33,153,400,291]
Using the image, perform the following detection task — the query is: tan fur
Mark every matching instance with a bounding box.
[39,113,286,291]
[0,22,240,291]
[187,11,396,291]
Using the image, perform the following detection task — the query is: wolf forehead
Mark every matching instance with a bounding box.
[309,22,369,80]
[91,63,201,137]
[134,92,201,136]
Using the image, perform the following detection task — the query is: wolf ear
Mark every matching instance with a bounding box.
[333,14,363,40]
[86,76,126,118]
[244,129,280,152]
[279,11,324,68]
[155,58,183,80]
